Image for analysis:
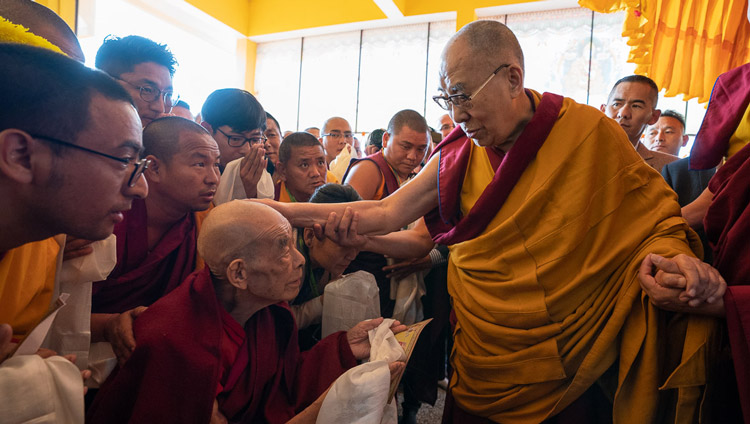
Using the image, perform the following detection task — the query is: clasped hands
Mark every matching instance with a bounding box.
[638,253,727,316]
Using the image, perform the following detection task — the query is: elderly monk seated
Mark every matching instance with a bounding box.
[260,20,725,423]
[0,42,146,422]
[90,116,219,364]
[275,132,340,202]
[87,200,405,424]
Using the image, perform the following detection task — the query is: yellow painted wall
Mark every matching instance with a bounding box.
[36,0,77,32]
[246,0,386,37]
[185,0,251,35]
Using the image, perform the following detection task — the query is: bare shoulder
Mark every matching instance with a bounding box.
[344,159,383,200]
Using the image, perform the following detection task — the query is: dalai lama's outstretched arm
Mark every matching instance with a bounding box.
[257,155,440,236]
[682,187,713,229]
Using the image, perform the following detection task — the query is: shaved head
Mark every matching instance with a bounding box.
[0,0,84,62]
[143,116,210,162]
[198,200,289,277]
[451,20,524,71]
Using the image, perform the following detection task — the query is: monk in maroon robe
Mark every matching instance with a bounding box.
[88,200,405,423]
[90,117,220,363]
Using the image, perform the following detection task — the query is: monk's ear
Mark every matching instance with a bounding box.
[0,129,35,184]
[276,162,287,182]
[201,121,213,134]
[648,109,661,126]
[303,227,315,248]
[143,155,161,182]
[226,259,249,290]
[599,104,607,113]
[507,65,524,97]
[381,131,390,149]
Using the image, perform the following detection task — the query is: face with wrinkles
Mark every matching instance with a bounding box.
[245,216,306,303]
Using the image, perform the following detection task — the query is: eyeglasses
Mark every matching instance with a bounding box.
[216,128,267,147]
[32,134,150,188]
[323,132,354,140]
[117,78,178,111]
[433,64,511,111]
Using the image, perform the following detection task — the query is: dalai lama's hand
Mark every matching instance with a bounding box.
[313,207,367,250]
[639,253,727,317]
[104,306,148,366]
[346,317,408,360]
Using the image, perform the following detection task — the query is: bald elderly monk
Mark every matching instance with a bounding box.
[90,116,219,364]
[260,21,724,423]
[87,201,405,424]
[0,43,147,423]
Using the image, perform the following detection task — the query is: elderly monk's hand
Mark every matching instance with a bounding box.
[240,144,267,198]
[0,323,14,365]
[63,236,94,261]
[383,255,432,280]
[104,306,148,367]
[639,253,727,316]
[210,400,228,424]
[346,317,407,360]
[312,207,367,250]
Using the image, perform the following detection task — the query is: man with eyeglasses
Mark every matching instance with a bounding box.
[320,117,354,181]
[0,43,147,423]
[95,35,178,128]
[202,88,274,202]
[259,20,724,423]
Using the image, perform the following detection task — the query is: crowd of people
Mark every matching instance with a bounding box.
[1,0,750,423]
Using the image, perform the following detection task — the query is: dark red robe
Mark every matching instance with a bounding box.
[91,198,198,313]
[704,141,750,423]
[690,62,750,170]
[87,267,357,424]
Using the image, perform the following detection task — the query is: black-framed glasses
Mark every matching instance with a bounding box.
[117,78,178,111]
[216,128,267,147]
[323,132,354,140]
[32,134,150,188]
[433,63,511,111]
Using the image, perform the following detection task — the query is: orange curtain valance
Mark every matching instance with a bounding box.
[579,0,750,102]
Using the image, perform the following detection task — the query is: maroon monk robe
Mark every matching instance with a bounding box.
[87,267,358,424]
[690,63,750,170]
[704,141,750,423]
[91,198,198,313]
[424,90,562,245]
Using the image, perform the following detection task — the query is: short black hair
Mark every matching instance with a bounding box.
[201,88,266,134]
[266,112,281,133]
[0,43,134,152]
[310,183,362,204]
[95,35,177,78]
[143,116,210,162]
[609,75,659,107]
[386,109,429,136]
[174,100,190,110]
[659,109,687,133]
[278,132,323,163]
[366,129,385,150]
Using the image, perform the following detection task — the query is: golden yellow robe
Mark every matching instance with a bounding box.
[447,91,718,423]
[0,237,62,339]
